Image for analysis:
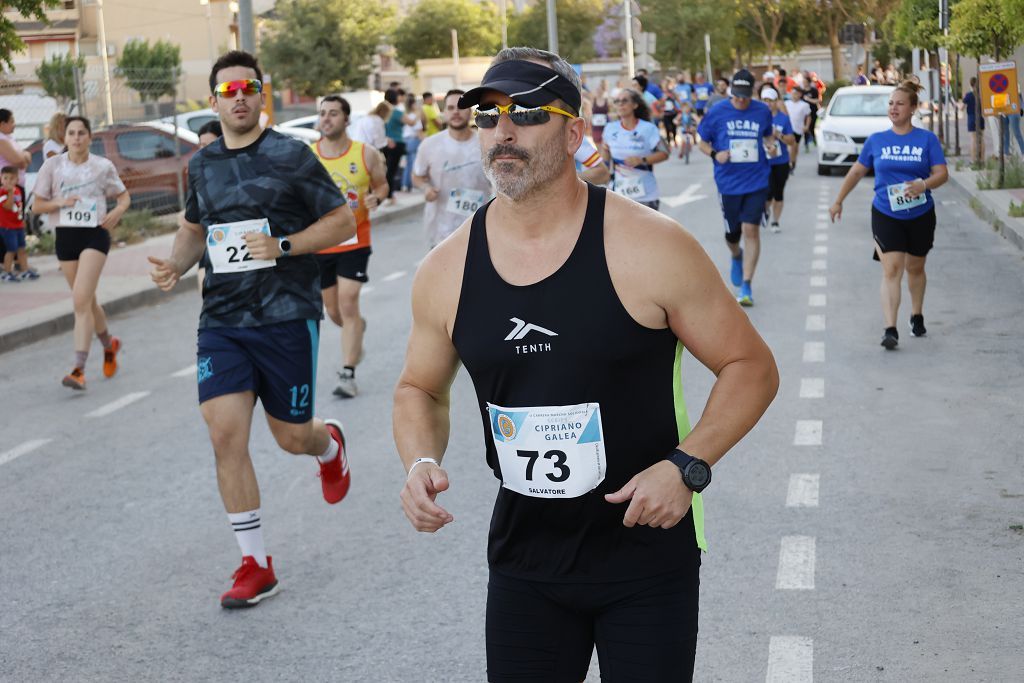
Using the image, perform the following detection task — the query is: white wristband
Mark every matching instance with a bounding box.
[408,457,440,476]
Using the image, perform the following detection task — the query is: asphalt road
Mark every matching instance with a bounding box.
[1,147,1022,682]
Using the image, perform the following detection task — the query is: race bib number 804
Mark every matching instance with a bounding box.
[207,218,276,274]
[488,402,606,499]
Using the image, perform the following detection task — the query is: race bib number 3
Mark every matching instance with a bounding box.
[59,198,99,228]
[887,183,927,212]
[207,218,276,274]
[729,138,759,163]
[447,188,488,218]
[488,402,606,499]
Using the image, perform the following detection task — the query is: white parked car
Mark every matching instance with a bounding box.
[151,110,219,135]
[816,85,923,176]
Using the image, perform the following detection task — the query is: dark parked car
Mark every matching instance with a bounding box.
[26,123,198,216]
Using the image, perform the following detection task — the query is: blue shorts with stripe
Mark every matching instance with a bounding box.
[196,319,320,424]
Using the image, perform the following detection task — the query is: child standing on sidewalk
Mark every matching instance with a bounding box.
[1,165,37,281]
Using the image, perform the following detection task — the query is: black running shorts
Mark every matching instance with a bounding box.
[871,205,936,258]
[55,227,111,261]
[316,246,371,289]
[486,565,700,683]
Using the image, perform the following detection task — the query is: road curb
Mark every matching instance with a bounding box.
[0,273,198,355]
[947,172,1024,252]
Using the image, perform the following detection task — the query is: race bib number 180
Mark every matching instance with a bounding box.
[447,188,488,218]
[488,402,606,499]
[207,218,276,274]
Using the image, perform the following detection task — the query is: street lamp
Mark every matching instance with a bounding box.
[199,0,214,70]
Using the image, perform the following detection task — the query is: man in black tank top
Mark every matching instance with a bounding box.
[394,48,779,683]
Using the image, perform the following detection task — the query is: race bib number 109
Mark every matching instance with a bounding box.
[488,402,606,499]
[58,198,99,228]
[207,218,276,274]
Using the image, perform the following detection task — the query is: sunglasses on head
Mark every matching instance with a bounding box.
[474,102,576,129]
[213,79,263,98]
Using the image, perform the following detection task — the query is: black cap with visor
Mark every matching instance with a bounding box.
[458,60,582,114]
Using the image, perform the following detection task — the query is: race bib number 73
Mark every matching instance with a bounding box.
[207,218,276,274]
[488,402,606,499]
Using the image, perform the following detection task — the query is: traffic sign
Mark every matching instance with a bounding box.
[979,61,1019,116]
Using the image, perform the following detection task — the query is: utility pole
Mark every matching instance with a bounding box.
[546,0,558,54]
[499,0,508,50]
[238,0,255,53]
[452,29,461,88]
[95,0,114,126]
[623,0,635,79]
[704,33,713,83]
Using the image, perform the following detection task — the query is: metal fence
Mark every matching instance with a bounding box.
[0,66,198,225]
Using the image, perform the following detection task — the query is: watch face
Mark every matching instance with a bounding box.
[687,462,710,487]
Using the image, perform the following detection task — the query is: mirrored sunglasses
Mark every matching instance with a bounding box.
[214,79,263,98]
[474,102,576,129]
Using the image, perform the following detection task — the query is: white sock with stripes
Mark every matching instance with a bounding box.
[229,509,267,568]
[317,434,339,464]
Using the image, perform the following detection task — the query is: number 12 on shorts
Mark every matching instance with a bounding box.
[289,383,310,416]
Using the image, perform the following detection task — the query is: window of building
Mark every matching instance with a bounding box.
[44,41,72,60]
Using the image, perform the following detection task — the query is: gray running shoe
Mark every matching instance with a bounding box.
[333,371,358,398]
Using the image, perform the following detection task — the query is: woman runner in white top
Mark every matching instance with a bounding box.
[599,89,669,210]
[32,116,131,390]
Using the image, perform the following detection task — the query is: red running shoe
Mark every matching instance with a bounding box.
[220,556,279,609]
[319,419,350,504]
[102,337,121,378]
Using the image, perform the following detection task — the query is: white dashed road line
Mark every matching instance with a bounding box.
[786,474,821,508]
[793,420,822,445]
[361,285,375,295]
[799,378,824,398]
[766,636,814,683]
[808,294,827,307]
[805,314,826,332]
[86,391,151,419]
[171,364,196,378]
[776,536,816,589]
[0,439,52,467]
[814,232,828,242]
[813,245,828,255]
[811,259,827,270]
[802,341,825,362]
[809,276,827,287]
[381,270,407,283]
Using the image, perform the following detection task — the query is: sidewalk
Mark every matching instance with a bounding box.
[0,192,425,354]
[945,162,1024,251]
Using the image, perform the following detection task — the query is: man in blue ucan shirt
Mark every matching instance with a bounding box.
[697,69,778,306]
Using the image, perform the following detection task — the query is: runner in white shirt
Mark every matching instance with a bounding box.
[413,89,493,248]
[784,88,811,170]
[600,89,669,210]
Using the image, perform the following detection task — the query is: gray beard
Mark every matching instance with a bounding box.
[484,138,564,202]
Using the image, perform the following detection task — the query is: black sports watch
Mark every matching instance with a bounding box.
[277,237,292,256]
[666,449,712,493]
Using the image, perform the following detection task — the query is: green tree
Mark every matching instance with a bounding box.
[947,0,1024,59]
[739,0,808,68]
[36,53,85,112]
[0,0,59,69]
[262,0,396,96]
[642,0,738,74]
[887,0,950,52]
[116,39,181,101]
[393,0,500,68]
[507,0,604,63]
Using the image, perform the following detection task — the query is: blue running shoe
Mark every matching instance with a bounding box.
[738,281,753,307]
[730,251,743,287]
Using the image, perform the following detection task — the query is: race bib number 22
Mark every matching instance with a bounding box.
[488,402,606,499]
[207,218,276,274]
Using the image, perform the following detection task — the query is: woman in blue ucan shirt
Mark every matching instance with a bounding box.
[829,81,948,351]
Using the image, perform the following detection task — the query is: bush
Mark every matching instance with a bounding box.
[976,156,1024,190]
[1009,200,1024,218]
[26,231,54,255]
[111,209,176,244]
[823,79,851,106]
